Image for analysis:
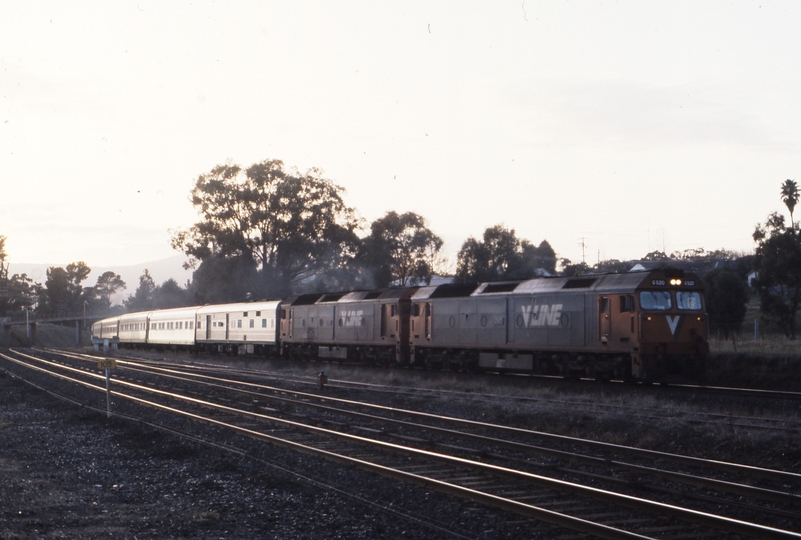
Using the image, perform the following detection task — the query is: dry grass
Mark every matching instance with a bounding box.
[263,359,799,447]
[709,334,801,355]
[0,323,82,348]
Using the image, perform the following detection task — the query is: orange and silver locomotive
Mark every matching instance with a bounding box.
[407,269,707,382]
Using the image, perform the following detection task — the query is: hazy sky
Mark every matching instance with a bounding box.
[2,1,799,273]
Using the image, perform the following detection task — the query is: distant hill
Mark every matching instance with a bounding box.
[8,254,194,306]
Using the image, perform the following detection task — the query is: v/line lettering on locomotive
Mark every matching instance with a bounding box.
[519,304,563,327]
[340,310,364,326]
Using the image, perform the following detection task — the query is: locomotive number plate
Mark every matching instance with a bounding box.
[651,279,666,286]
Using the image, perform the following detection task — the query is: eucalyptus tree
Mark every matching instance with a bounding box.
[172,159,360,299]
[124,269,156,312]
[360,211,444,288]
[92,271,126,310]
[455,225,555,282]
[753,212,801,339]
[39,262,91,314]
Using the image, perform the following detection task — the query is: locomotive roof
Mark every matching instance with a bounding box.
[335,287,419,303]
[412,270,698,300]
[282,288,419,306]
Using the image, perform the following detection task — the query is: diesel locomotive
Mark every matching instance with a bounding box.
[92,269,708,383]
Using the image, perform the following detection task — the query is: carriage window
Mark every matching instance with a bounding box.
[676,291,702,310]
[619,295,634,313]
[262,319,267,328]
[639,291,672,310]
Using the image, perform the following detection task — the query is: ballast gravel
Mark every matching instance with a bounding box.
[2,349,799,539]
[0,368,528,540]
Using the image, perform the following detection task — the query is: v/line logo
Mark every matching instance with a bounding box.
[520,304,563,327]
[666,315,682,337]
[340,310,364,327]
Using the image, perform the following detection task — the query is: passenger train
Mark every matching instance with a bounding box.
[91,269,709,382]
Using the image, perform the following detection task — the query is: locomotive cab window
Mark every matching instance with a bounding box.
[676,291,702,310]
[639,291,672,310]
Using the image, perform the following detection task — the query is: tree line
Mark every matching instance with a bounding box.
[168,159,558,303]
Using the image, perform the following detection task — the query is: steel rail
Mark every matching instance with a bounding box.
[0,366,478,540]
[59,348,801,434]
[72,354,801,509]
[5,350,801,540]
[1,350,653,540]
[53,347,801,486]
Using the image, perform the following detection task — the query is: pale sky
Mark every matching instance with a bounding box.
[2,1,799,274]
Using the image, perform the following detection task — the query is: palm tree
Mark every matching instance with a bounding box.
[781,179,799,230]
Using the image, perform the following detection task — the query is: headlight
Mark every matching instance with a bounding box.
[669,278,682,286]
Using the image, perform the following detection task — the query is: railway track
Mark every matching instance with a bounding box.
[2,347,800,539]
[90,348,801,439]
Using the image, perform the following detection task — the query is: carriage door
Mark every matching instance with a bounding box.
[206,315,211,340]
[288,309,294,339]
[380,304,389,340]
[424,302,432,340]
[599,296,611,344]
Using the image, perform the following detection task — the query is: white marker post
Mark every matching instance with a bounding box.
[97,359,117,418]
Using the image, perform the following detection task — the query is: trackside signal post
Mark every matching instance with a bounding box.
[97,359,117,418]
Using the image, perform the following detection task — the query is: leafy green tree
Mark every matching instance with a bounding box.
[642,250,670,261]
[703,267,749,342]
[781,179,799,229]
[124,270,157,312]
[38,262,92,314]
[360,211,444,287]
[172,159,360,298]
[0,236,37,316]
[0,273,37,316]
[559,259,590,277]
[456,225,555,282]
[752,212,801,339]
[152,278,190,309]
[186,255,260,305]
[524,239,557,275]
[88,271,126,311]
[592,259,631,274]
[455,225,519,283]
